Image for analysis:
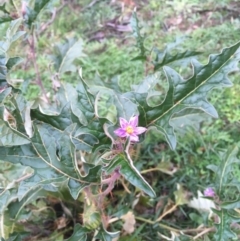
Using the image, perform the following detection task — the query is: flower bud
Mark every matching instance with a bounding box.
[82,201,101,230]
[21,1,27,17]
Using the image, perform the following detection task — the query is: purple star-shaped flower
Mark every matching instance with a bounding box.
[204,187,215,197]
[114,116,147,142]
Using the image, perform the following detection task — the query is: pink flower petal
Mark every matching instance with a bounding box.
[119,117,128,128]
[129,116,138,127]
[114,128,127,137]
[204,188,215,197]
[115,116,147,142]
[134,127,147,135]
[130,135,139,142]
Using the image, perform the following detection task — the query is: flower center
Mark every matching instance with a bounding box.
[126,126,134,134]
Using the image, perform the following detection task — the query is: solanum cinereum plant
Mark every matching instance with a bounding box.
[0,1,240,240]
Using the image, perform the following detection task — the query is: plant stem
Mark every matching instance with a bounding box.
[136,216,209,235]
[141,167,161,174]
[135,216,180,232]
[0,215,4,239]
[28,34,49,102]
[39,1,67,35]
[15,173,32,183]
[193,227,214,240]
[155,204,178,222]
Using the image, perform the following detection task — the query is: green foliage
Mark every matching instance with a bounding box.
[103,153,155,197]
[0,3,12,24]
[0,18,24,85]
[51,38,85,76]
[207,145,240,198]
[64,224,88,241]
[153,44,202,71]
[207,145,240,240]
[24,0,52,28]
[130,12,148,61]
[127,42,240,149]
[0,0,240,240]
[95,226,119,241]
[212,209,240,241]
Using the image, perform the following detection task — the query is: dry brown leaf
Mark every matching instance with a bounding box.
[112,237,119,241]
[56,216,67,229]
[188,190,215,214]
[121,211,136,234]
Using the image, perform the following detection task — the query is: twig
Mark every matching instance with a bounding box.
[15,173,33,183]
[110,215,213,238]
[194,6,240,15]
[39,2,67,35]
[96,168,121,208]
[155,204,178,223]
[28,35,49,102]
[136,216,211,236]
[193,227,214,240]
[135,216,181,233]
[82,0,100,11]
[141,167,162,174]
[119,178,131,194]
[108,217,119,224]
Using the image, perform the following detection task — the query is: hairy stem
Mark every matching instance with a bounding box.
[28,34,49,102]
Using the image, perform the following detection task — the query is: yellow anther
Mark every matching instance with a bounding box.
[126,126,134,134]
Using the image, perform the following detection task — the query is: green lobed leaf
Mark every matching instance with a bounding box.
[207,144,240,196]
[95,226,120,241]
[0,123,101,200]
[7,92,32,136]
[126,41,240,149]
[0,119,30,146]
[30,123,101,184]
[1,232,28,241]
[153,45,201,71]
[64,224,88,241]
[1,19,24,57]
[0,56,7,80]
[0,16,12,25]
[0,88,11,103]
[104,153,155,197]
[73,119,109,151]
[64,83,88,126]
[130,12,147,61]
[85,75,123,94]
[24,0,51,28]
[31,86,85,130]
[8,186,46,220]
[0,189,17,215]
[72,132,99,153]
[52,38,85,75]
[68,179,89,200]
[32,102,74,130]
[84,75,138,123]
[0,19,24,86]
[212,208,240,240]
[31,82,106,151]
[95,90,138,124]
[0,3,9,15]
[170,110,210,135]
[221,199,240,209]
[64,76,97,124]
[0,143,66,200]
[0,161,33,191]
[6,57,22,71]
